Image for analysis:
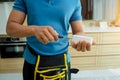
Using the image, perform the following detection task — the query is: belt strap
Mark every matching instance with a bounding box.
[27,44,79,73]
[27,44,38,56]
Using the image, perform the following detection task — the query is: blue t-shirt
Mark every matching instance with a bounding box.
[13,0,82,64]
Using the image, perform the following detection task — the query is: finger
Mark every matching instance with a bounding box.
[40,34,49,44]
[76,41,82,51]
[81,40,87,52]
[37,35,46,44]
[36,34,44,44]
[39,38,45,44]
[34,32,44,43]
[92,40,96,45]
[44,30,54,42]
[47,27,58,41]
[71,42,77,49]
[86,42,91,51]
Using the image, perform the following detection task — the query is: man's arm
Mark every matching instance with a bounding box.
[6,10,35,37]
[6,10,58,44]
[70,20,85,35]
[70,20,95,52]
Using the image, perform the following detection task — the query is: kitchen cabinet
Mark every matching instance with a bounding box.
[0,58,24,73]
[69,31,120,70]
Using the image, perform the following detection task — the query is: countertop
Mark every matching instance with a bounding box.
[68,27,120,33]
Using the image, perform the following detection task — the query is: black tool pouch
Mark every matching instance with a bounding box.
[27,45,68,80]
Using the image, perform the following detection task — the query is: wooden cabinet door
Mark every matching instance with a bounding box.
[100,32,120,44]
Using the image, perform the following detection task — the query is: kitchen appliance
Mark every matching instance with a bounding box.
[0,37,26,58]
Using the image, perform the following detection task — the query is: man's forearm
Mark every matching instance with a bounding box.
[6,22,35,38]
[70,20,85,35]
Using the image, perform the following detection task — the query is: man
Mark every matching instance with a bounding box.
[6,0,95,80]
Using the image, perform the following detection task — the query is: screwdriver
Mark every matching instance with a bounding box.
[58,35,64,38]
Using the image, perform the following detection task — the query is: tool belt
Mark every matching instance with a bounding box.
[27,45,69,80]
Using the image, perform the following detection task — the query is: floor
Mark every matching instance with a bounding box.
[0,68,120,80]
[0,73,22,80]
[71,68,120,80]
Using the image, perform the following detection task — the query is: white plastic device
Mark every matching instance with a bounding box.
[72,35,93,44]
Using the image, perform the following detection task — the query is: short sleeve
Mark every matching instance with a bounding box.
[13,0,27,13]
[70,0,82,22]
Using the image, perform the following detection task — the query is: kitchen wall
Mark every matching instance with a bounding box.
[93,0,117,20]
[0,2,14,35]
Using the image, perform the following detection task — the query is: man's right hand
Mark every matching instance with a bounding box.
[6,10,58,44]
[32,26,58,44]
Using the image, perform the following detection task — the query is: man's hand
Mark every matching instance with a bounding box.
[70,20,96,52]
[33,26,58,44]
[71,40,96,52]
